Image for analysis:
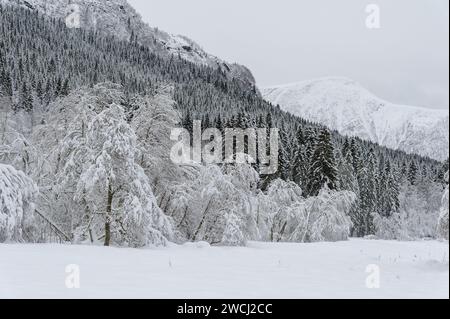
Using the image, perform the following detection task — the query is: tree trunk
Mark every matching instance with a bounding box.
[104,183,113,246]
[177,206,189,228]
[193,197,213,241]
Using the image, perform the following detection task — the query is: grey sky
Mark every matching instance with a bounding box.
[128,0,449,109]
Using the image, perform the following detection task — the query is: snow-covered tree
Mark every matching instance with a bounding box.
[267,179,304,242]
[0,164,38,242]
[0,107,38,176]
[408,161,418,185]
[377,161,400,218]
[169,160,261,246]
[188,165,246,246]
[75,103,173,247]
[337,147,359,194]
[372,211,409,240]
[31,84,118,239]
[354,148,379,236]
[307,129,338,196]
[1,1,447,247]
[294,187,355,242]
[265,180,355,243]
[130,85,185,197]
[223,160,261,241]
[438,172,449,240]
[397,178,442,239]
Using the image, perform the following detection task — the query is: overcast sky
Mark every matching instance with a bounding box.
[128,0,449,109]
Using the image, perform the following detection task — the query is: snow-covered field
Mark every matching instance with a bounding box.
[0,239,448,299]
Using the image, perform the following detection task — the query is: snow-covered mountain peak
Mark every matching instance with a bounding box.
[263,77,449,161]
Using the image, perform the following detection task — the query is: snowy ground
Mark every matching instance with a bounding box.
[0,239,448,299]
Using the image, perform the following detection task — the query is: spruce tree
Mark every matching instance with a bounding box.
[350,138,361,173]
[61,79,70,96]
[16,82,33,112]
[408,161,418,185]
[307,129,338,196]
[357,148,379,236]
[276,126,290,180]
[377,160,399,217]
[339,146,359,194]
[437,159,449,184]
[0,70,12,97]
[293,127,307,187]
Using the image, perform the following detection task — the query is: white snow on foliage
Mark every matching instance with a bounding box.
[266,180,355,243]
[0,0,255,86]
[438,173,449,240]
[1,82,445,247]
[0,164,37,242]
[73,101,174,247]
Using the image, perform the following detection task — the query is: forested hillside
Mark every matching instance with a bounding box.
[0,4,448,246]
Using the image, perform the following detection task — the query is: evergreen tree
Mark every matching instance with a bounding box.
[260,126,289,190]
[16,82,33,112]
[55,77,62,97]
[338,146,359,194]
[400,161,409,183]
[307,129,338,196]
[377,160,399,217]
[43,79,53,106]
[61,79,70,96]
[356,148,379,236]
[35,80,43,102]
[437,159,449,184]
[182,111,193,135]
[342,139,351,159]
[0,69,12,97]
[0,3,445,244]
[408,161,418,185]
[275,126,290,180]
[350,138,361,173]
[304,127,316,161]
[292,127,307,187]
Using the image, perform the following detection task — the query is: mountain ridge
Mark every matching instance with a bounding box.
[0,0,256,87]
[262,77,449,161]
[3,0,446,161]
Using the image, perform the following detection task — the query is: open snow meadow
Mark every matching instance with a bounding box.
[0,239,448,299]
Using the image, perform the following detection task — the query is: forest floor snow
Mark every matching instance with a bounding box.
[0,239,448,299]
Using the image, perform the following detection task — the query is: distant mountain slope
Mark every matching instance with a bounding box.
[1,0,255,87]
[262,78,449,161]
